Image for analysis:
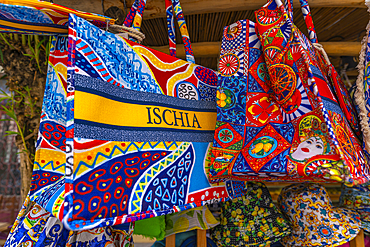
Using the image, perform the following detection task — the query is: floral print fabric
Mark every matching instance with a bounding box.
[278,183,361,247]
[211,182,291,247]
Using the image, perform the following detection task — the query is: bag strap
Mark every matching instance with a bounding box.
[170,0,195,63]
[123,0,139,28]
[284,0,293,23]
[131,0,147,32]
[166,0,177,57]
[123,0,195,63]
[122,0,146,43]
[281,0,318,44]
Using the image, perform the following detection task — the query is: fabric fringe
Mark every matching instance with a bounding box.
[354,3,370,153]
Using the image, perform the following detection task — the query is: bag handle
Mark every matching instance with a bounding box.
[278,0,318,44]
[168,0,195,63]
[123,0,195,63]
[123,0,139,28]
[166,0,177,57]
[124,0,147,34]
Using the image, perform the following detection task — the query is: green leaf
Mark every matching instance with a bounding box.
[14,90,26,98]
[36,39,44,51]
[197,212,206,229]
[23,54,35,58]
[28,36,35,54]
[1,106,16,119]
[0,118,12,121]
[0,94,11,100]
[5,130,20,136]
[0,33,15,49]
[0,48,3,63]
[186,210,195,218]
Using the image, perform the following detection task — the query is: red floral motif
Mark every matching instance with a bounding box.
[246,94,282,126]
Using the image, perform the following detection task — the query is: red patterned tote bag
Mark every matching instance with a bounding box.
[27,0,247,232]
[209,0,370,185]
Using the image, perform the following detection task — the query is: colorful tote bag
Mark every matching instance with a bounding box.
[28,8,247,231]
[209,0,370,185]
[0,0,114,35]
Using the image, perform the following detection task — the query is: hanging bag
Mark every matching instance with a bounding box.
[209,0,369,185]
[27,0,246,231]
[0,0,114,35]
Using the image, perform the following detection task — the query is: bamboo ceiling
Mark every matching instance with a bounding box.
[138,7,369,70]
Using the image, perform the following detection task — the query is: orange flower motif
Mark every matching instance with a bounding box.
[247,96,280,124]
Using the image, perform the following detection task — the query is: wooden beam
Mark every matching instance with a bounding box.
[350,229,365,247]
[197,229,207,247]
[57,0,366,20]
[165,234,176,247]
[150,42,362,58]
[321,42,362,57]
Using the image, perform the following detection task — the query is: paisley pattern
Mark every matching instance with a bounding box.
[278,183,361,247]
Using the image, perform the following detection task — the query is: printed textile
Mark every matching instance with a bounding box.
[210,182,291,247]
[4,196,133,247]
[164,205,220,237]
[278,183,361,247]
[0,0,114,35]
[340,182,370,233]
[28,14,247,232]
[209,0,369,184]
